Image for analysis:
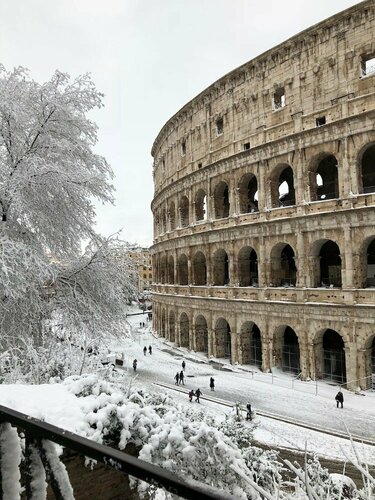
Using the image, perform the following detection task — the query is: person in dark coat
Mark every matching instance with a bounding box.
[133,359,137,372]
[246,403,252,420]
[209,377,215,391]
[179,370,184,385]
[175,372,179,385]
[335,390,344,408]
[148,345,152,355]
[188,390,194,402]
[195,388,202,403]
[182,360,186,371]
[143,346,147,356]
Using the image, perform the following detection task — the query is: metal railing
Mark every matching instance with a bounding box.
[0,405,228,500]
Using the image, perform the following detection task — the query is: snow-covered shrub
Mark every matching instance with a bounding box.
[218,415,256,449]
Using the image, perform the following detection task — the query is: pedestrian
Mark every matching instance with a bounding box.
[143,346,147,356]
[246,403,252,421]
[175,372,179,385]
[142,322,145,327]
[139,322,142,328]
[179,370,184,385]
[133,359,137,372]
[335,390,344,408]
[149,345,152,355]
[209,377,215,391]
[182,360,186,371]
[188,389,194,402]
[195,388,202,403]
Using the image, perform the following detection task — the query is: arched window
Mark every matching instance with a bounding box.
[161,309,166,337]
[195,315,208,353]
[270,243,296,286]
[271,165,295,208]
[273,325,300,374]
[168,310,175,342]
[310,154,339,201]
[177,254,188,285]
[180,313,189,348]
[179,196,189,227]
[366,239,375,287]
[192,251,207,285]
[160,255,167,284]
[195,189,207,221]
[168,255,174,284]
[321,329,346,384]
[213,249,229,285]
[360,144,375,194]
[240,321,262,367]
[215,318,231,360]
[238,174,258,213]
[238,247,258,286]
[319,241,341,287]
[169,202,176,230]
[214,181,230,218]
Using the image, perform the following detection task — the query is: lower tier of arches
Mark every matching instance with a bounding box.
[152,294,375,390]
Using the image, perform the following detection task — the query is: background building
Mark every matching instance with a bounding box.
[151,1,375,389]
[128,246,153,292]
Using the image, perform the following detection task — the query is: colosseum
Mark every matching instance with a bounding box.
[151,0,375,390]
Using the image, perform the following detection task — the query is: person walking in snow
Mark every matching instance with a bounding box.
[149,345,152,355]
[175,372,180,385]
[182,360,186,371]
[143,346,147,356]
[335,390,344,408]
[179,370,184,385]
[195,388,202,403]
[209,377,215,391]
[133,359,137,372]
[246,403,252,421]
[188,389,194,402]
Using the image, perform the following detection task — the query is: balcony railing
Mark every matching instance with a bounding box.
[0,405,228,499]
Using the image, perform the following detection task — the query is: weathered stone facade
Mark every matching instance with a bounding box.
[151,1,375,389]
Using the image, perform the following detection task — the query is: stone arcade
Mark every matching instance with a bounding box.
[151,1,375,390]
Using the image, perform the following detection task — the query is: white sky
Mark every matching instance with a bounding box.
[0,0,359,246]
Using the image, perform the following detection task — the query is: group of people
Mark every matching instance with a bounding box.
[175,370,184,385]
[139,322,146,328]
[143,345,152,355]
[188,388,202,403]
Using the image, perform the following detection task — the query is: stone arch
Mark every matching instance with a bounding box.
[358,143,375,194]
[311,239,342,287]
[161,308,166,338]
[177,254,188,285]
[238,173,258,213]
[195,315,208,354]
[169,201,176,230]
[179,196,189,227]
[161,207,167,233]
[160,255,167,284]
[238,246,258,286]
[364,237,375,288]
[215,317,231,360]
[270,165,295,208]
[168,255,174,284]
[213,248,229,285]
[240,321,262,367]
[195,189,207,221]
[314,329,346,384]
[309,153,339,201]
[192,251,207,285]
[168,310,175,342]
[179,312,189,348]
[270,243,297,286]
[213,180,230,218]
[273,325,300,374]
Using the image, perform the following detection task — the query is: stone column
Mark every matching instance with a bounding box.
[296,229,305,287]
[257,162,267,211]
[357,348,372,389]
[231,331,238,364]
[298,340,309,380]
[342,225,354,288]
[345,343,359,390]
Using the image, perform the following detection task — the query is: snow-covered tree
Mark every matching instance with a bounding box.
[0,65,136,379]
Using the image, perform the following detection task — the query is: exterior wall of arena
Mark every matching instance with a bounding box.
[151,1,375,389]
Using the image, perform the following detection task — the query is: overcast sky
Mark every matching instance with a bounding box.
[0,0,359,246]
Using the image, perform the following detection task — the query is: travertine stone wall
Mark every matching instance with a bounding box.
[151,1,375,390]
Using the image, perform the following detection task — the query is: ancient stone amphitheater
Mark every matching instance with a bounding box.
[151,0,375,389]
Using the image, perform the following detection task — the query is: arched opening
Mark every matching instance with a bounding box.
[161,309,166,338]
[169,202,176,231]
[195,315,208,354]
[238,247,258,286]
[238,173,258,213]
[168,311,175,342]
[215,318,231,360]
[320,329,346,384]
[179,196,189,227]
[195,189,207,221]
[168,255,174,284]
[214,181,230,219]
[273,326,300,374]
[360,144,375,194]
[180,313,189,348]
[319,241,342,287]
[161,208,167,233]
[240,321,262,367]
[160,255,167,284]
[213,249,229,285]
[366,239,375,287]
[177,254,188,285]
[270,243,297,286]
[192,251,207,285]
[310,154,339,201]
[271,165,295,208]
